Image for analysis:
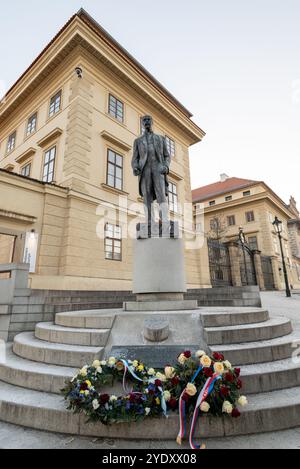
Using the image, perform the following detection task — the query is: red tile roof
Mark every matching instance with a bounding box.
[192,177,259,202]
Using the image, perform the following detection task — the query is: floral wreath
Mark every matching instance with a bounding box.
[63,350,247,449]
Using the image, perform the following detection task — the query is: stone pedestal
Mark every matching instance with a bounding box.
[132,237,186,294]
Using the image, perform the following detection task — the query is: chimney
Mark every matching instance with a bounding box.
[220,173,229,182]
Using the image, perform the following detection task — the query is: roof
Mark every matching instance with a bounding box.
[0,168,68,190]
[1,8,193,119]
[192,177,259,202]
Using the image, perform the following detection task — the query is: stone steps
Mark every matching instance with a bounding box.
[55,309,117,329]
[0,345,75,394]
[0,380,300,439]
[13,332,104,367]
[205,317,292,345]
[200,308,269,327]
[209,333,299,365]
[35,322,110,346]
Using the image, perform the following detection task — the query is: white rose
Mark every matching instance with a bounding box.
[178,353,187,365]
[132,360,139,368]
[186,382,197,396]
[238,395,248,407]
[214,362,224,375]
[200,401,210,413]
[223,360,232,369]
[80,368,88,377]
[200,355,212,368]
[92,360,101,368]
[145,407,151,415]
[96,366,102,374]
[155,372,167,382]
[163,390,171,402]
[222,401,233,414]
[164,366,175,379]
[100,360,107,366]
[92,399,100,410]
[147,368,155,376]
[109,395,118,402]
[108,357,116,366]
[195,350,206,358]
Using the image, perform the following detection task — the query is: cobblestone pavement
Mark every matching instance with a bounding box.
[0,290,300,449]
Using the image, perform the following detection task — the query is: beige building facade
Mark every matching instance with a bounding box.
[192,175,300,291]
[0,9,211,291]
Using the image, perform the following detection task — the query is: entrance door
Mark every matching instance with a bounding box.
[207,239,233,287]
[261,256,275,290]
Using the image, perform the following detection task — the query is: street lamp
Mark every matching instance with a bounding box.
[272,216,291,297]
[239,226,248,285]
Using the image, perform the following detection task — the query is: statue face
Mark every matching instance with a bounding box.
[142,116,152,132]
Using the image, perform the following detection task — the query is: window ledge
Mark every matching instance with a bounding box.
[101,183,129,197]
[15,148,36,164]
[101,131,131,152]
[37,128,63,148]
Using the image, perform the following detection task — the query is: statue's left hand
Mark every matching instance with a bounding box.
[160,166,168,175]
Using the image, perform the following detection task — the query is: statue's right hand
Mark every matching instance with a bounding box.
[133,168,141,176]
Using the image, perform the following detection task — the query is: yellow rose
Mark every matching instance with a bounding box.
[132,360,139,368]
[80,368,87,377]
[214,362,224,375]
[92,360,100,368]
[222,401,233,414]
[156,372,167,382]
[137,364,144,371]
[186,382,197,396]
[178,353,187,365]
[108,357,116,366]
[163,390,171,402]
[238,395,248,407]
[200,355,212,368]
[147,368,155,376]
[85,380,92,388]
[195,350,206,358]
[164,366,175,379]
[200,401,210,413]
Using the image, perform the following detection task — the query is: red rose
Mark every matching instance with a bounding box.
[80,382,88,391]
[203,367,213,378]
[224,372,234,383]
[237,379,242,389]
[171,376,180,386]
[234,368,241,377]
[232,408,241,418]
[220,385,230,397]
[182,393,189,402]
[183,350,191,358]
[168,398,178,410]
[99,393,110,404]
[212,352,224,361]
[155,379,162,387]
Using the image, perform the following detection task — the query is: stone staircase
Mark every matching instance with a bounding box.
[0,306,300,439]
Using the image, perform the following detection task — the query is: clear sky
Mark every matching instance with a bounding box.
[1,0,299,205]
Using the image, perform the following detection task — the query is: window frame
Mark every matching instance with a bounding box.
[42,146,56,183]
[104,223,122,261]
[6,131,16,153]
[245,210,255,223]
[20,162,31,178]
[225,195,232,202]
[168,181,178,213]
[227,215,236,226]
[243,190,251,197]
[108,94,124,123]
[248,236,258,250]
[26,112,38,137]
[106,148,124,191]
[165,135,175,158]
[209,200,216,206]
[48,90,62,118]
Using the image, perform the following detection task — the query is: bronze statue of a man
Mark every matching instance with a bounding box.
[132,115,171,227]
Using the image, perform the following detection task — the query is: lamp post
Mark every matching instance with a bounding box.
[272,216,291,297]
[239,226,249,285]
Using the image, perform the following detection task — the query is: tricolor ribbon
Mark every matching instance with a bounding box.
[176,365,222,450]
[120,359,167,417]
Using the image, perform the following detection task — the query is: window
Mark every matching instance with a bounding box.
[248,236,258,250]
[49,91,62,117]
[43,146,56,183]
[210,218,220,230]
[7,131,16,153]
[209,200,216,206]
[21,163,31,177]
[225,195,232,201]
[165,136,175,158]
[246,211,255,222]
[107,149,123,190]
[108,94,124,122]
[105,223,122,260]
[26,113,37,136]
[168,182,178,213]
[243,190,251,197]
[227,215,236,226]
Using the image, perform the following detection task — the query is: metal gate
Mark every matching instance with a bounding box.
[261,256,275,290]
[207,239,232,287]
[238,245,257,286]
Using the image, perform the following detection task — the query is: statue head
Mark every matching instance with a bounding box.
[142,115,153,132]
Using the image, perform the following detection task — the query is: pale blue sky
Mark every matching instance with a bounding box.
[1,0,299,205]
